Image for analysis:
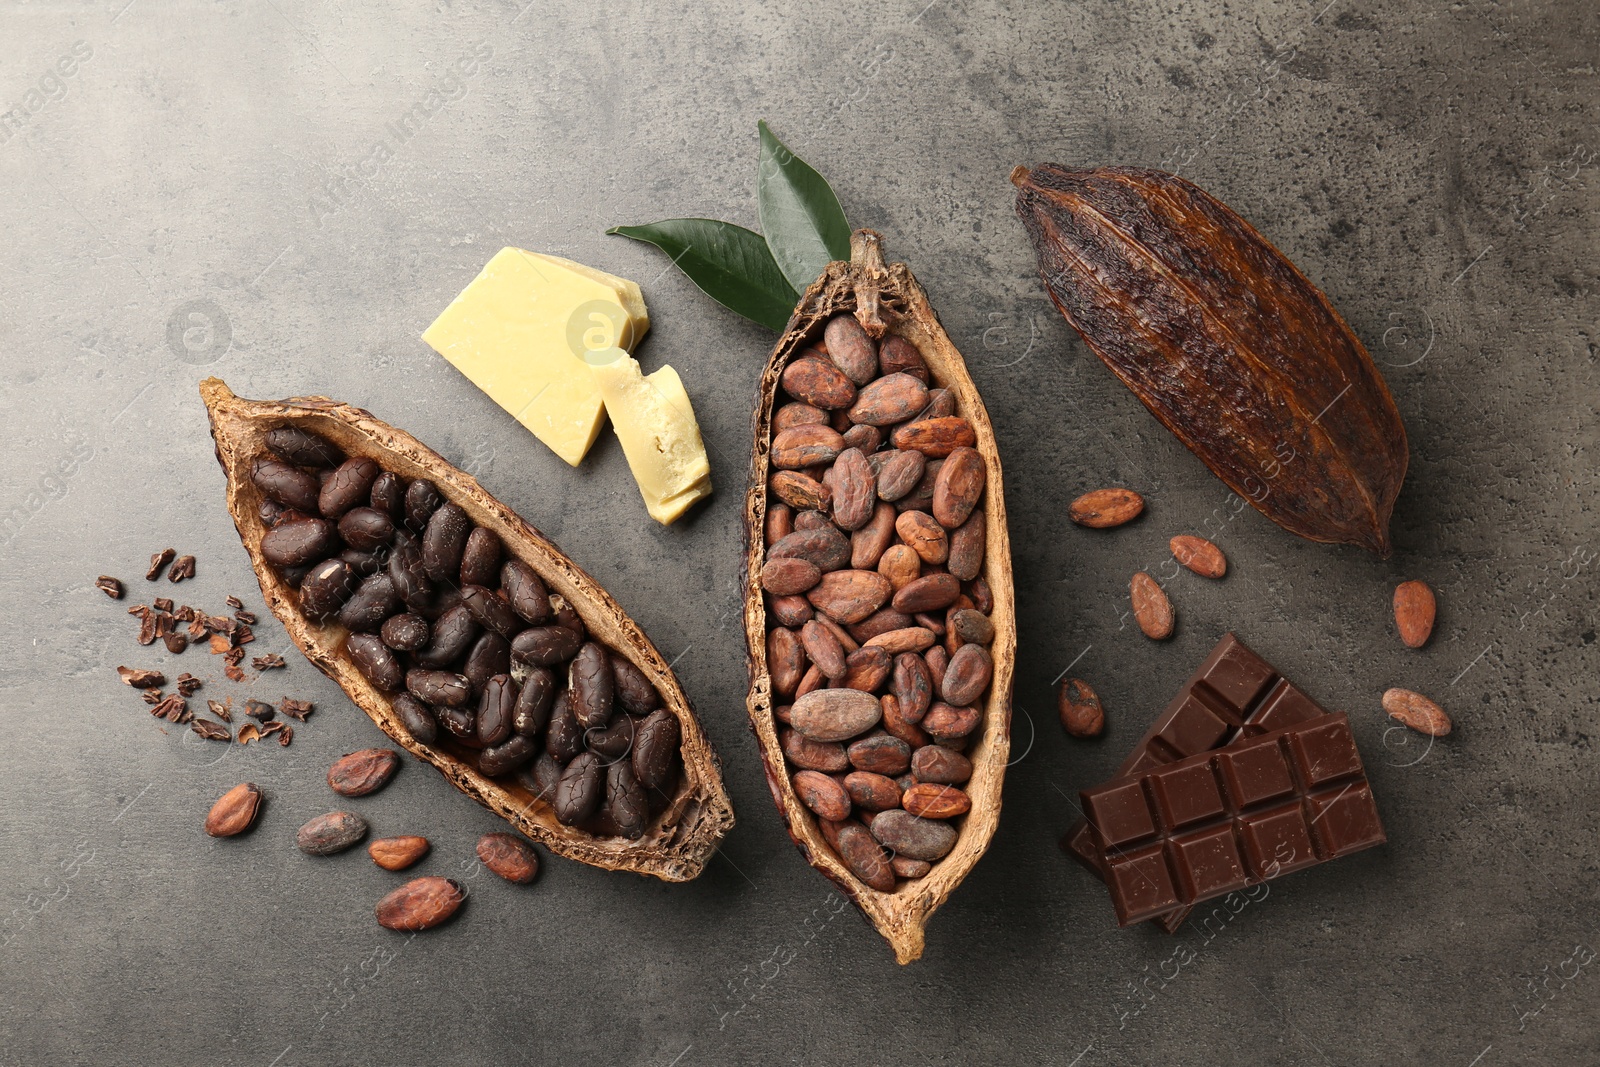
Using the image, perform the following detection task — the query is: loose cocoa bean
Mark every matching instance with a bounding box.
[369,836,430,871]
[1393,580,1436,648]
[327,748,401,797]
[1130,571,1175,639]
[1058,678,1104,738]
[477,831,541,883]
[1170,534,1227,579]
[1382,687,1451,736]
[204,783,262,837]
[297,811,369,855]
[376,876,465,931]
[1069,488,1144,528]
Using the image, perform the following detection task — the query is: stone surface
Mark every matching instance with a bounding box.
[0,2,1595,1063]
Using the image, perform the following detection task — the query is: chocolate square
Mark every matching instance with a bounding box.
[1196,639,1276,710]
[1170,824,1249,899]
[1106,847,1181,923]
[1147,761,1226,829]
[1154,694,1231,755]
[1082,778,1156,849]
[1306,781,1386,855]
[1287,716,1364,787]
[1236,801,1318,879]
[1215,736,1295,808]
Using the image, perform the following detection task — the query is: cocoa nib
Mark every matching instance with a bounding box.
[235,610,258,625]
[146,548,175,581]
[251,653,286,671]
[117,666,165,689]
[141,689,164,706]
[207,699,233,723]
[245,700,275,722]
[95,576,124,599]
[278,699,313,722]
[225,595,245,610]
[191,720,231,742]
[176,674,201,697]
[151,695,190,723]
[162,632,189,654]
[167,555,196,583]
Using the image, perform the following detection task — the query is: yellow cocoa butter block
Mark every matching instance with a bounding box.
[587,347,713,525]
[422,248,649,466]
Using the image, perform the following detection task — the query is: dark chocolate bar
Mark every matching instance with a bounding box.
[1061,633,1330,931]
[1081,712,1385,926]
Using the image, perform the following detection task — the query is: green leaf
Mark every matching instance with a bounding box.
[757,120,852,294]
[607,218,798,333]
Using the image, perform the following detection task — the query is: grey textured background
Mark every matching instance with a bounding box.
[1,1,1595,1064]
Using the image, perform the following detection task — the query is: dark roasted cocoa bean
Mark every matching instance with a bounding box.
[265,425,341,467]
[545,691,583,762]
[337,507,395,551]
[476,674,517,746]
[405,669,472,707]
[299,558,358,621]
[369,470,405,520]
[554,751,604,825]
[320,457,381,519]
[261,518,338,568]
[632,708,680,789]
[605,761,649,838]
[339,547,386,576]
[413,603,479,668]
[459,527,502,588]
[510,625,583,668]
[477,832,540,883]
[568,642,614,729]
[388,536,435,611]
[461,585,519,637]
[512,667,556,737]
[479,733,537,776]
[404,478,443,532]
[258,499,289,528]
[549,595,586,640]
[422,504,472,584]
[462,632,511,692]
[252,458,322,513]
[520,751,563,801]
[501,559,552,624]
[611,655,659,715]
[327,748,401,797]
[436,702,479,745]
[391,692,437,745]
[587,713,638,759]
[337,573,400,633]
[380,612,430,651]
[297,811,368,855]
[347,633,403,691]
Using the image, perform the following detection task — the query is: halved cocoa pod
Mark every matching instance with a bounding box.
[742,231,1015,964]
[200,379,734,882]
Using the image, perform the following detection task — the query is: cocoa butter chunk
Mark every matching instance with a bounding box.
[869,809,957,861]
[789,689,882,743]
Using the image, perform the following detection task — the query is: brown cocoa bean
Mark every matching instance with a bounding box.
[911,745,971,784]
[265,425,341,467]
[895,511,948,565]
[874,448,926,502]
[422,503,472,583]
[790,688,882,742]
[605,761,649,838]
[870,809,957,861]
[781,357,857,410]
[611,654,659,715]
[878,544,921,590]
[1130,572,1175,639]
[375,876,465,931]
[510,625,583,668]
[796,664,825,698]
[923,702,980,740]
[844,771,902,812]
[462,584,519,638]
[879,693,929,748]
[919,388,956,419]
[1058,678,1105,738]
[1393,580,1436,648]
[774,402,828,431]
[413,604,479,667]
[369,836,430,871]
[848,373,930,426]
[841,423,881,453]
[848,731,912,775]
[799,619,848,680]
[769,525,851,572]
[338,507,395,551]
[839,645,893,692]
[932,447,985,529]
[946,510,986,582]
[940,644,992,706]
[771,470,832,511]
[890,416,975,457]
[877,334,929,381]
[568,642,614,729]
[793,509,831,531]
[370,470,405,519]
[895,457,943,513]
[765,501,794,544]
[806,569,891,624]
[824,314,879,385]
[476,831,541,883]
[403,479,443,532]
[251,458,322,513]
[793,770,852,821]
[463,633,511,693]
[502,559,552,624]
[380,612,429,652]
[891,652,933,723]
[1069,488,1144,528]
[836,823,895,891]
[204,783,262,837]
[771,424,846,469]
[850,502,898,569]
[769,594,813,627]
[327,748,401,797]
[767,626,806,697]
[1171,534,1227,579]
[392,693,437,745]
[949,609,993,645]
[863,627,937,654]
[406,669,472,707]
[893,572,961,614]
[830,448,877,531]
[319,457,380,519]
[299,559,358,621]
[297,811,368,855]
[1382,687,1451,736]
[848,607,914,644]
[781,727,851,772]
[261,517,337,568]
[337,573,400,633]
[902,782,970,819]
[477,674,517,745]
[891,856,932,879]
[347,633,403,691]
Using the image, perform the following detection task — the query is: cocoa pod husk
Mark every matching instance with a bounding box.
[199,379,733,882]
[1014,164,1408,556]
[742,231,1015,965]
